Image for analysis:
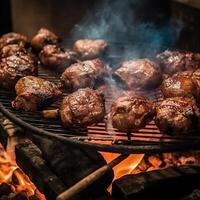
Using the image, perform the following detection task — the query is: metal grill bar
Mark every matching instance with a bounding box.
[1,47,200,153]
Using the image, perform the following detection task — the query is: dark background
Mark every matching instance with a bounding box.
[0,0,200,51]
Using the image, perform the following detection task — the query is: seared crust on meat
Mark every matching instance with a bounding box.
[113,59,162,90]
[157,50,200,75]
[60,58,108,91]
[0,32,28,50]
[31,28,58,51]
[0,54,37,89]
[110,95,154,132]
[60,88,105,127]
[73,39,108,59]
[155,97,200,135]
[161,72,196,98]
[12,76,62,111]
[0,44,27,58]
[39,44,77,68]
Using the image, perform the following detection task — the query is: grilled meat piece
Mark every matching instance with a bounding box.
[0,54,37,89]
[60,59,108,91]
[110,95,154,132]
[39,45,77,68]
[161,72,196,98]
[113,59,162,90]
[157,50,200,75]
[0,44,27,58]
[191,69,200,101]
[31,28,58,51]
[73,39,108,59]
[60,88,105,127]
[155,97,200,135]
[0,32,28,50]
[12,76,62,111]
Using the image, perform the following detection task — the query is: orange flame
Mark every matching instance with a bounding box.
[0,143,45,199]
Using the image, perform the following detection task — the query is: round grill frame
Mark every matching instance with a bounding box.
[1,42,200,154]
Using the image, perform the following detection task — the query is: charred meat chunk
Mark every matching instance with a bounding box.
[113,59,161,90]
[60,88,105,127]
[0,44,27,58]
[0,54,37,89]
[73,39,108,59]
[12,76,62,111]
[156,50,200,75]
[31,28,58,51]
[191,69,200,101]
[60,59,108,91]
[161,72,196,98]
[155,97,200,135]
[39,44,77,68]
[0,32,28,50]
[110,95,154,132]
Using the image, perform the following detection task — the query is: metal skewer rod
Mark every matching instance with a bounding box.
[56,154,128,200]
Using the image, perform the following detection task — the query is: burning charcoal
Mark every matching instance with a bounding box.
[112,166,200,200]
[8,192,28,200]
[182,189,200,200]
[148,155,163,168]
[32,136,114,197]
[137,160,150,172]
[146,166,156,172]
[177,156,198,166]
[0,183,13,197]
[162,153,174,166]
[15,142,66,200]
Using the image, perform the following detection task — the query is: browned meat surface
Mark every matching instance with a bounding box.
[60,88,105,127]
[73,39,108,59]
[161,72,196,98]
[110,95,154,132]
[39,44,77,68]
[31,28,58,51]
[113,59,162,90]
[0,54,37,89]
[155,97,200,135]
[192,69,200,101]
[156,50,200,75]
[0,32,28,50]
[12,76,62,111]
[60,59,108,91]
[0,44,27,58]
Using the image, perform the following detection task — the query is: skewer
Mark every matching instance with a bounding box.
[42,109,59,119]
[56,154,128,200]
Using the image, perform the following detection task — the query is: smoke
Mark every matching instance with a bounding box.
[70,0,183,59]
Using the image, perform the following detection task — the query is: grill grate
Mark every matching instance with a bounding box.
[1,44,200,154]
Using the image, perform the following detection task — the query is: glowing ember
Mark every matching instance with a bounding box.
[0,143,45,199]
[101,152,144,179]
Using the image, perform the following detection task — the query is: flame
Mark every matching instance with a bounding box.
[0,143,45,199]
[101,152,144,179]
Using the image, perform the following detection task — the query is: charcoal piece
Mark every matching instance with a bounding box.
[0,183,12,197]
[33,136,114,198]
[182,189,200,200]
[0,192,28,200]
[112,166,200,200]
[8,192,28,200]
[15,141,66,200]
